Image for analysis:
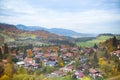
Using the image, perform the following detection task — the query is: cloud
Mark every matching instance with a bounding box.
[0,0,120,33]
[0,0,36,16]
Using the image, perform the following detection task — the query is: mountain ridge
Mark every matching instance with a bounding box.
[0,23,64,42]
[16,24,96,37]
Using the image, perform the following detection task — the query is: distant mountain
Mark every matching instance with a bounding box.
[16,24,96,37]
[16,24,48,31]
[0,23,64,42]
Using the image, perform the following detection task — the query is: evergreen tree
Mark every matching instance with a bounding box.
[28,44,33,50]
[72,75,77,80]
[94,53,98,63]
[23,46,27,59]
[4,43,9,54]
[117,61,120,72]
[93,52,98,68]
[16,47,19,55]
[0,47,2,59]
[94,44,98,49]
[104,50,108,58]
[112,36,117,49]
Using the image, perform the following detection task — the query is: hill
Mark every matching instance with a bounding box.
[76,34,120,47]
[16,24,48,31]
[16,24,96,37]
[0,23,64,43]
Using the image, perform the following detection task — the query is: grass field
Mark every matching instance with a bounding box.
[76,36,114,47]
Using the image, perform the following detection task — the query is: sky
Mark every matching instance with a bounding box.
[0,0,120,34]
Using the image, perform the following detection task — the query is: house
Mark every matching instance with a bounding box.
[50,70,64,76]
[31,63,39,69]
[44,53,51,58]
[65,52,73,57]
[44,61,58,66]
[16,55,23,61]
[2,59,8,64]
[49,56,57,61]
[77,66,84,72]
[24,57,35,66]
[110,50,120,60]
[89,68,101,79]
[75,71,85,79]
[62,65,74,72]
[72,47,78,51]
[16,61,25,66]
[60,48,68,52]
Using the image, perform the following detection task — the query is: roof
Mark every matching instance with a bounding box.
[111,50,120,55]
[49,56,57,61]
[16,61,25,65]
[66,65,74,69]
[45,61,57,66]
[65,53,73,57]
[44,53,51,57]
[77,72,85,78]
[89,68,97,74]
[54,70,63,75]
[115,50,120,54]
[24,58,33,62]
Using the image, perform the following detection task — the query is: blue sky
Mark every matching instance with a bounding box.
[0,0,120,34]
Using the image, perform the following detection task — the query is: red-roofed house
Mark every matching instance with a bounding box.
[110,50,120,60]
[24,57,35,65]
[89,68,101,79]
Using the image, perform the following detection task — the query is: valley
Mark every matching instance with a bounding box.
[0,23,120,80]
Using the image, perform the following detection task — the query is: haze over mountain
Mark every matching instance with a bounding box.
[16,24,96,37]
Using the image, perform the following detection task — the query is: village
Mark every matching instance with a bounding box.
[1,43,109,80]
[0,36,120,80]
[14,45,103,79]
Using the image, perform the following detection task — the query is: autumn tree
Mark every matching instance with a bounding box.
[98,58,106,66]
[17,66,27,74]
[4,63,13,77]
[64,75,72,80]
[0,63,4,77]
[13,74,29,80]
[45,66,55,74]
[74,58,79,69]
[58,57,64,67]
[112,55,120,72]
[0,74,10,80]
[37,74,45,80]
[27,49,33,58]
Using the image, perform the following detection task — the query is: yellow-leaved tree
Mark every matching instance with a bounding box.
[4,63,13,77]
[58,57,64,67]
